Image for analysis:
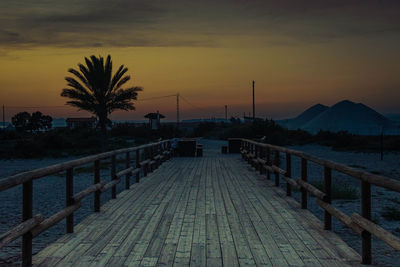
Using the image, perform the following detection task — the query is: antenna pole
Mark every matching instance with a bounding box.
[2,105,4,130]
[176,93,180,128]
[225,105,228,121]
[252,80,255,121]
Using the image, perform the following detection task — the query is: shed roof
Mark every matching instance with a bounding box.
[144,113,165,119]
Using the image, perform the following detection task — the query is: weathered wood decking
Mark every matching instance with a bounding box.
[33,150,360,266]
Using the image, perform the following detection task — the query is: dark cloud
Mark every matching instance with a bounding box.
[0,0,400,49]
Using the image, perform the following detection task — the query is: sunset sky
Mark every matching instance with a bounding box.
[1,0,400,121]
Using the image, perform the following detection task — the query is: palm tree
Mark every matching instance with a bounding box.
[61,55,142,150]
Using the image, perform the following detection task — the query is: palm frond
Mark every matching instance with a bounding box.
[68,68,90,88]
[64,77,92,96]
[104,55,112,90]
[110,65,127,91]
[114,76,130,91]
[65,100,96,113]
[62,55,142,124]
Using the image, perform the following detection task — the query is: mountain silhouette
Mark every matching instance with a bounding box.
[278,100,400,135]
[285,103,329,130]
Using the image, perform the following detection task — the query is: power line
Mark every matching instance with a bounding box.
[179,95,209,113]
[138,94,177,101]
[6,106,67,108]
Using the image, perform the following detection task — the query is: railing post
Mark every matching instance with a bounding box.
[301,158,307,209]
[254,145,258,169]
[266,147,271,180]
[259,146,265,175]
[274,150,280,186]
[66,168,74,233]
[94,160,100,212]
[136,149,140,183]
[144,147,148,177]
[324,166,332,230]
[22,180,33,267]
[286,152,291,196]
[361,181,372,264]
[249,143,254,164]
[149,145,153,172]
[125,152,131,189]
[111,155,116,199]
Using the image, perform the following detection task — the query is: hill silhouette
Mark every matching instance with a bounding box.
[284,103,329,130]
[278,100,400,135]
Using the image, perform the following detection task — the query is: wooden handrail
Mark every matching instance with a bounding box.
[0,141,169,192]
[0,139,171,266]
[242,139,400,193]
[240,138,400,264]
[72,182,105,202]
[31,202,82,238]
[316,199,363,235]
[351,213,400,250]
[0,215,44,249]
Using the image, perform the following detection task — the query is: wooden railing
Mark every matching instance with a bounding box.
[0,140,171,266]
[240,139,400,265]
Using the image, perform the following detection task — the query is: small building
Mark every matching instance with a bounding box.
[66,117,97,129]
[144,111,165,130]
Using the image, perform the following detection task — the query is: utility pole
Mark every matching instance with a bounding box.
[252,80,255,121]
[2,105,4,130]
[225,105,228,121]
[176,93,180,128]
[380,126,384,161]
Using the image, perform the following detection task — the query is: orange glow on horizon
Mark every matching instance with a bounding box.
[1,42,400,121]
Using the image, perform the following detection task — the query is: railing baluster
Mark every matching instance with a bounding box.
[111,155,116,199]
[274,150,280,186]
[22,180,33,267]
[254,145,258,170]
[301,158,307,209]
[66,168,74,233]
[324,166,332,230]
[266,147,271,180]
[136,149,140,183]
[361,181,372,264]
[286,153,291,196]
[259,146,265,175]
[94,160,100,212]
[125,152,131,189]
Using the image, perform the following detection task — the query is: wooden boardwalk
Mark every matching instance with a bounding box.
[33,150,360,266]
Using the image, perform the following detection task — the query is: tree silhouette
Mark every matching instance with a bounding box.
[30,111,52,131]
[11,111,53,132]
[12,112,31,132]
[61,55,142,150]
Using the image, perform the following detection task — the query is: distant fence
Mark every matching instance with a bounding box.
[240,138,400,265]
[0,140,171,266]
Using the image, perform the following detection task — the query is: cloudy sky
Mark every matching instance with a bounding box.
[1,0,400,120]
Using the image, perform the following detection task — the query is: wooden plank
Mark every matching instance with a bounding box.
[211,158,239,267]
[222,160,288,266]
[220,162,273,266]
[174,159,199,266]
[190,158,207,267]
[255,175,360,265]
[36,160,180,266]
[157,158,197,266]
[32,149,361,267]
[232,165,323,266]
[234,157,356,266]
